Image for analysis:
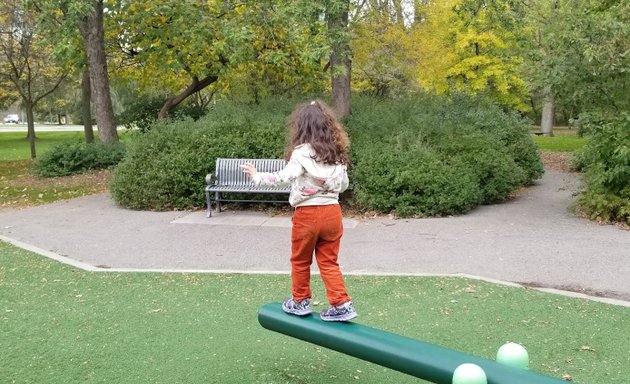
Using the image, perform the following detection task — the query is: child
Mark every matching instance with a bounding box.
[240,100,357,322]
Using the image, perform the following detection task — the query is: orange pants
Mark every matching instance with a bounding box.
[291,204,351,306]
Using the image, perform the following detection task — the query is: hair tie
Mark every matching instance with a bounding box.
[310,101,316,105]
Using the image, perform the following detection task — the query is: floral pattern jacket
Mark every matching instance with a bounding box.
[252,144,349,207]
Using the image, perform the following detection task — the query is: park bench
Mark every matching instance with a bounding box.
[204,158,290,217]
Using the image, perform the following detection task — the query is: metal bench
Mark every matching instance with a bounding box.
[204,158,290,217]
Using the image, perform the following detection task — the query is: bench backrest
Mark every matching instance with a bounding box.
[215,158,287,188]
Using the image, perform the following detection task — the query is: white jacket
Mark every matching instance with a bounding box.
[252,144,349,207]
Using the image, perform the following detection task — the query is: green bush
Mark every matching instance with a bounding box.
[111,95,543,216]
[110,101,291,210]
[352,146,481,216]
[345,94,542,217]
[436,133,527,203]
[34,141,126,177]
[575,114,630,224]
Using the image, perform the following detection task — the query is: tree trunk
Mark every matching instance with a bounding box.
[414,0,424,24]
[541,87,554,136]
[79,0,118,143]
[82,67,95,143]
[157,75,218,119]
[328,1,352,119]
[394,0,405,25]
[25,102,36,159]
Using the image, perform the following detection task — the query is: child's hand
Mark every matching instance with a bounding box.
[240,163,257,178]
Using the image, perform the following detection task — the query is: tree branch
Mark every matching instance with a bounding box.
[157,74,218,119]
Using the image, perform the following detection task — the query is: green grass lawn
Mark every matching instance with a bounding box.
[0,131,86,161]
[531,127,587,152]
[0,131,126,208]
[0,130,132,161]
[1,241,628,383]
[533,135,587,152]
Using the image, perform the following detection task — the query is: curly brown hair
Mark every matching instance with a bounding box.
[285,100,350,166]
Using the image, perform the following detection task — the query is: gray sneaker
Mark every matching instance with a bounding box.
[282,298,313,316]
[320,301,358,322]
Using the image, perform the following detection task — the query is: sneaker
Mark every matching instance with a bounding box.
[282,297,313,316]
[320,301,358,322]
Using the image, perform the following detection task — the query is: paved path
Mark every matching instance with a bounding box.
[1,169,629,305]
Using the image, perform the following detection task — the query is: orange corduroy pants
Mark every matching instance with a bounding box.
[290,204,351,306]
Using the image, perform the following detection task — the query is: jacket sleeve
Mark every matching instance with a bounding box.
[339,167,349,193]
[252,152,303,187]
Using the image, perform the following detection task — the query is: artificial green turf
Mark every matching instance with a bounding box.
[1,241,628,383]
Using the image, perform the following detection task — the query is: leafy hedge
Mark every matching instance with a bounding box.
[345,94,543,216]
[573,114,630,224]
[110,95,543,216]
[34,141,126,177]
[109,101,291,210]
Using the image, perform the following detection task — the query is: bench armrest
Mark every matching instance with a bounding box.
[205,173,213,185]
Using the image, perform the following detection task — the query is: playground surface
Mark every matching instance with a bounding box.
[1,169,629,306]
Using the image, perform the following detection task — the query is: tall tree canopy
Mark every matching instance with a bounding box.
[107,1,337,118]
[412,0,529,111]
[0,0,69,158]
[30,0,119,143]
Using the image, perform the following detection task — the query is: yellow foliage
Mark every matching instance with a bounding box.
[351,12,418,95]
[411,0,459,93]
[410,0,529,111]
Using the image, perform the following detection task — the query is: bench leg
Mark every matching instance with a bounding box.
[216,192,222,214]
[206,190,212,217]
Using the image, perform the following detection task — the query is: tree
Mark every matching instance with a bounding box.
[79,0,117,143]
[107,1,340,119]
[80,67,94,143]
[30,0,117,143]
[327,0,352,118]
[107,1,253,119]
[351,1,417,97]
[521,0,630,130]
[218,3,329,103]
[412,0,529,111]
[520,0,566,136]
[0,0,68,158]
[411,0,458,94]
[551,0,630,116]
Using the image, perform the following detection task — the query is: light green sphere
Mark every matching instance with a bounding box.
[452,363,488,384]
[496,342,529,370]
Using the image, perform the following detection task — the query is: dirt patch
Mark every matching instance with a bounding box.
[1,168,111,209]
[3,169,111,189]
[540,152,577,173]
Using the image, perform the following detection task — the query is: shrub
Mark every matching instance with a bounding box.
[346,94,542,216]
[110,100,291,210]
[111,95,543,216]
[352,146,481,216]
[575,114,630,224]
[34,141,126,177]
[436,133,527,203]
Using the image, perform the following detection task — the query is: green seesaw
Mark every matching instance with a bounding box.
[258,303,566,384]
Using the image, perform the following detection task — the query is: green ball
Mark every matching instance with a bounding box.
[496,342,529,369]
[452,363,487,384]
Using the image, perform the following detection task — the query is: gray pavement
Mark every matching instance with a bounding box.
[1,169,629,306]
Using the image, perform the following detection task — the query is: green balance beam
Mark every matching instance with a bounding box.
[258,303,565,384]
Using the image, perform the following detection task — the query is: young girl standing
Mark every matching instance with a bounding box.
[240,100,357,322]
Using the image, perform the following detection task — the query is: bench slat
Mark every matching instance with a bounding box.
[205,158,291,217]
